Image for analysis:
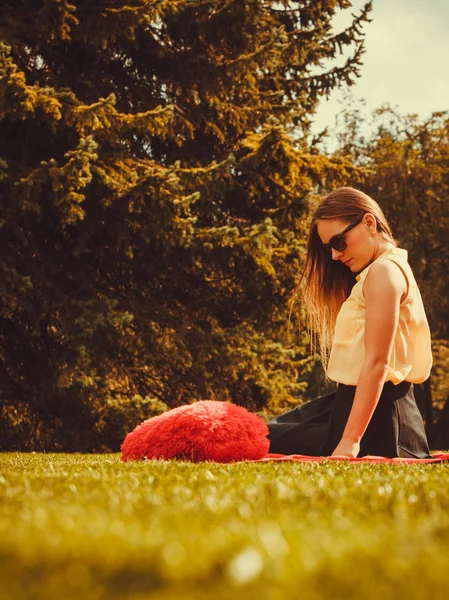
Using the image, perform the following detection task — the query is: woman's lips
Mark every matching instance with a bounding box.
[344,259,352,266]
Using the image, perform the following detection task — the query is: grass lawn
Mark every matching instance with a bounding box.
[1,453,449,600]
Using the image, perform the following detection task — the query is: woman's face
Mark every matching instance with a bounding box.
[316,214,378,272]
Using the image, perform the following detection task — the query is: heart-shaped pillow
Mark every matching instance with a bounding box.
[121,400,269,463]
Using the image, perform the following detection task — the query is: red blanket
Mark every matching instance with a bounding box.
[245,452,449,464]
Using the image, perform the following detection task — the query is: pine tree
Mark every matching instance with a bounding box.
[0,0,371,450]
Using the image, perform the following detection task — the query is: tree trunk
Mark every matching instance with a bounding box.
[433,394,449,451]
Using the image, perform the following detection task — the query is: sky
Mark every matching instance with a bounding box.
[311,0,449,141]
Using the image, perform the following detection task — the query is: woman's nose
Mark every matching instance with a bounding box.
[331,247,344,261]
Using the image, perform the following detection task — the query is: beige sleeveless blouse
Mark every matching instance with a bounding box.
[326,247,432,385]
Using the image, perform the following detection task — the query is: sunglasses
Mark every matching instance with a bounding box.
[321,214,364,254]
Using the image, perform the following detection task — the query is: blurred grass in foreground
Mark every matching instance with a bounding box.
[1,453,449,600]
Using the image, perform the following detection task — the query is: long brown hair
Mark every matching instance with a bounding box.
[290,187,398,368]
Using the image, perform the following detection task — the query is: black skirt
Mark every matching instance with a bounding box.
[267,380,431,458]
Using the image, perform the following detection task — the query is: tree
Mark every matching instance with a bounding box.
[0,0,371,450]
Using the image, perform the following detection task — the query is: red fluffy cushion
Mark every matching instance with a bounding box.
[121,400,269,463]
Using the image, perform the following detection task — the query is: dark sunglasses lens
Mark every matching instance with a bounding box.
[332,238,347,251]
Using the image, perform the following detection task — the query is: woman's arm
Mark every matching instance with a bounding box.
[331,260,407,457]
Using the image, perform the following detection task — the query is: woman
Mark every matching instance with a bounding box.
[268,187,432,458]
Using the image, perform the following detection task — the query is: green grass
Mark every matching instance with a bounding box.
[1,454,449,600]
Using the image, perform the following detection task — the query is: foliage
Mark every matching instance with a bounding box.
[0,0,371,450]
[1,453,449,600]
[431,340,449,410]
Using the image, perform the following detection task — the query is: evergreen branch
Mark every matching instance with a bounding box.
[102,0,183,14]
[218,29,288,68]
[328,0,373,53]
[200,0,239,20]
[266,6,301,13]
[298,40,366,96]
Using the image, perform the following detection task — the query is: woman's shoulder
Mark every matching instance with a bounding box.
[364,259,409,302]
[366,259,405,282]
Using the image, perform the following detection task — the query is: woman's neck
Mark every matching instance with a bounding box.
[371,239,395,262]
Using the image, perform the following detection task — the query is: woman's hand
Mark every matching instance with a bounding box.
[331,438,360,458]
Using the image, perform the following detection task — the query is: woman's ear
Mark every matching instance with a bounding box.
[363,213,377,233]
